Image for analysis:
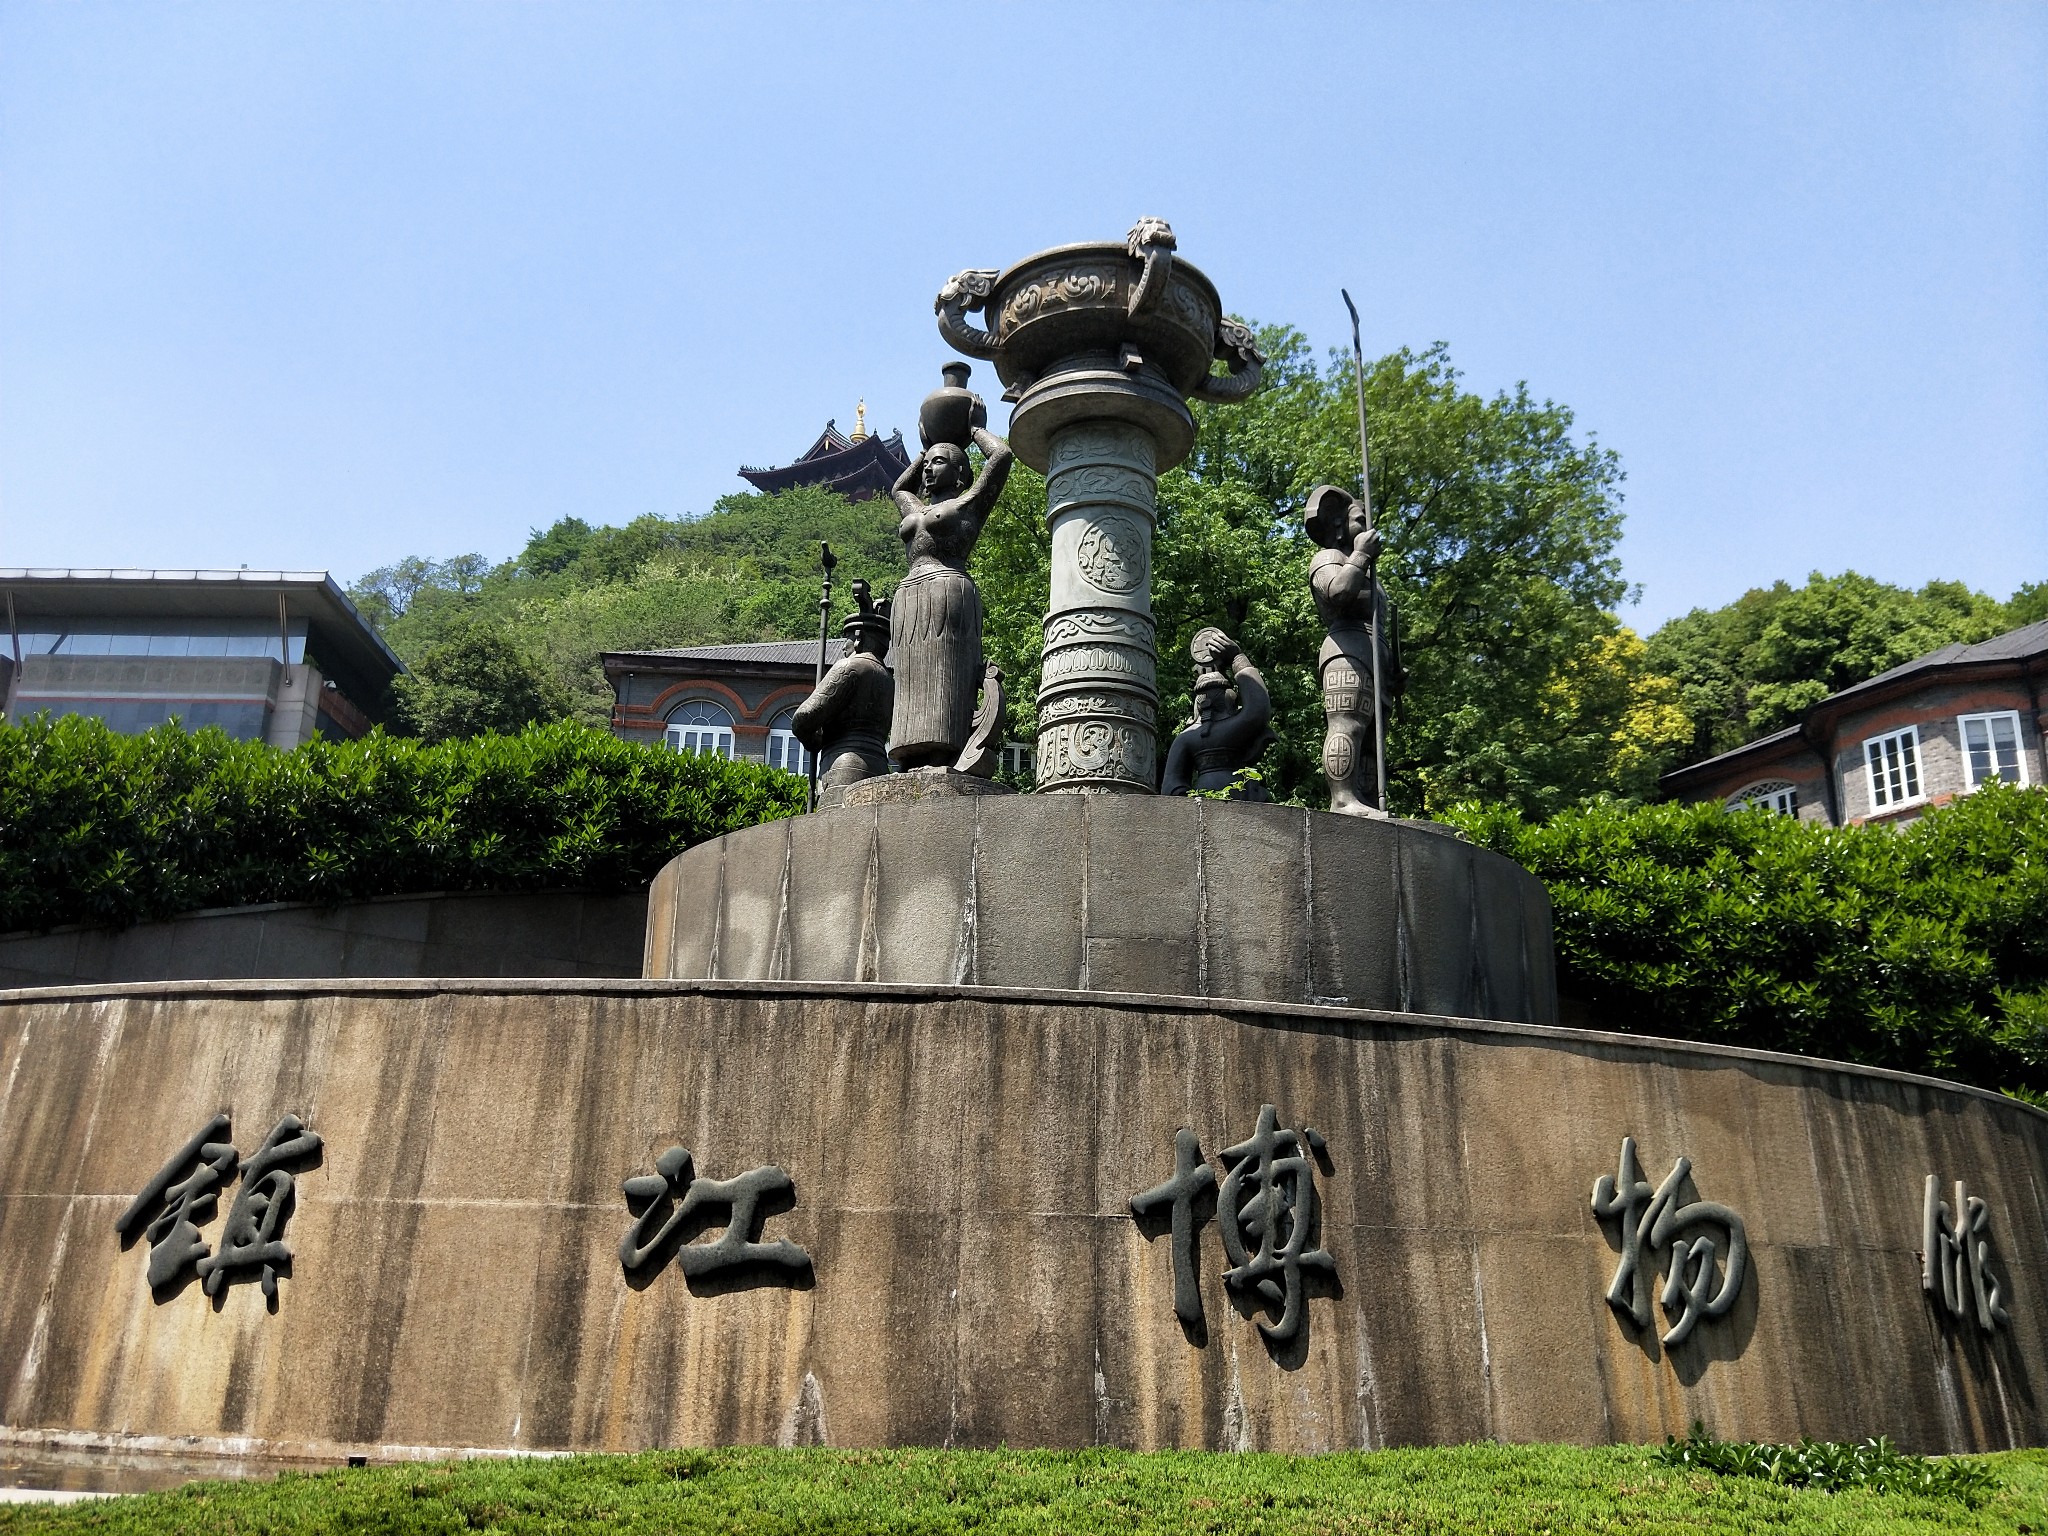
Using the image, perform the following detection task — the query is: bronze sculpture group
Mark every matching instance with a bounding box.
[791,221,1402,814]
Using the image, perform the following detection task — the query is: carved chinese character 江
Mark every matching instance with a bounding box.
[618,1146,810,1283]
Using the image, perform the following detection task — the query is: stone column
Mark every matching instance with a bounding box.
[932,220,1265,793]
[1035,421,1162,793]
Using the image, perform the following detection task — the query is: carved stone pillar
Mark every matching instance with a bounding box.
[933,218,1265,792]
[1035,420,1162,793]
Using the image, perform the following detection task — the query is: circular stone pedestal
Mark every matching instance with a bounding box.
[645,797,1557,1025]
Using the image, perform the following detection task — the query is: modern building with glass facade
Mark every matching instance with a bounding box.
[2,569,402,745]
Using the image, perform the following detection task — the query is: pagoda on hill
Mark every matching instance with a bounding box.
[738,401,911,502]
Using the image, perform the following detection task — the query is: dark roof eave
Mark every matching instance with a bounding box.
[1658,724,1809,790]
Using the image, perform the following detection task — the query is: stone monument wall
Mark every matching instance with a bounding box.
[0,977,2037,1464]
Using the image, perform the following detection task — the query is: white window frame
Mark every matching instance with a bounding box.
[766,712,811,776]
[1727,780,1798,816]
[1863,725,1924,812]
[664,700,735,759]
[1957,710,2029,791]
[1000,741,1036,780]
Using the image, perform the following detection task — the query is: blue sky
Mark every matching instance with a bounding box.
[2,2,2042,630]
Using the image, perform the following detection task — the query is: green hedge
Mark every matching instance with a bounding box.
[0,715,804,934]
[1446,786,2048,1098]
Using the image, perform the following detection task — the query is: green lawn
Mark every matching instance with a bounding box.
[2,1443,2042,1535]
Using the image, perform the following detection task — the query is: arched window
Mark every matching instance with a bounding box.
[766,710,811,776]
[1728,779,1798,816]
[665,700,734,759]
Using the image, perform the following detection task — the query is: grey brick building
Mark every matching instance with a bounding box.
[1661,618,2047,825]
[603,638,1035,780]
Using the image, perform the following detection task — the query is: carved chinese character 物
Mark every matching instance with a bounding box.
[1590,1136,1748,1347]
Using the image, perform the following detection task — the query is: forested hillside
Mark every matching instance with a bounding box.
[347,325,2041,815]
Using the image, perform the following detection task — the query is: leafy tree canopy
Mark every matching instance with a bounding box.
[391,627,576,742]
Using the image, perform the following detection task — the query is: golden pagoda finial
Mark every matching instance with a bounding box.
[850,398,868,443]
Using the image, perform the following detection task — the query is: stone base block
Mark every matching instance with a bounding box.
[647,796,1557,1025]
[832,767,1015,809]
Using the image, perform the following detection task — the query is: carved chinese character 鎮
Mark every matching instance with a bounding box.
[195,1116,323,1303]
[115,1113,239,1293]
[1924,1175,2008,1332]
[116,1112,321,1305]
[1590,1136,1748,1347]
[619,1146,810,1282]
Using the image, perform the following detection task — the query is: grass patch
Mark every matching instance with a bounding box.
[1,1443,2043,1534]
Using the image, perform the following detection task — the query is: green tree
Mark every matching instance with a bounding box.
[391,627,575,741]
[974,328,1643,814]
[1646,571,2015,767]
[2006,580,2048,630]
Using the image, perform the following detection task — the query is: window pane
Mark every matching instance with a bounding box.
[1899,734,1919,797]
[1991,715,2020,781]
[1964,718,1993,786]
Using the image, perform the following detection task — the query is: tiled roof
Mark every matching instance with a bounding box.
[1832,617,2048,702]
[1659,723,1806,784]
[607,639,849,667]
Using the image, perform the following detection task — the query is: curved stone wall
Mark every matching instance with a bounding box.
[0,978,2038,1463]
[646,798,1558,1025]
[0,890,648,988]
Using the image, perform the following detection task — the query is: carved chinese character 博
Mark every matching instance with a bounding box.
[1131,1105,1335,1344]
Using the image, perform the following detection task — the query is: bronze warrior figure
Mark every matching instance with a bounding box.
[1304,484,1401,816]
[1160,628,1274,800]
[793,579,894,806]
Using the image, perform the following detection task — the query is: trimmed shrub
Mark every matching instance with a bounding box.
[0,715,803,934]
[1445,787,2048,1097]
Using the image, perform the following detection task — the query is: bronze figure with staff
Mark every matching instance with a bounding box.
[1303,291,1401,816]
